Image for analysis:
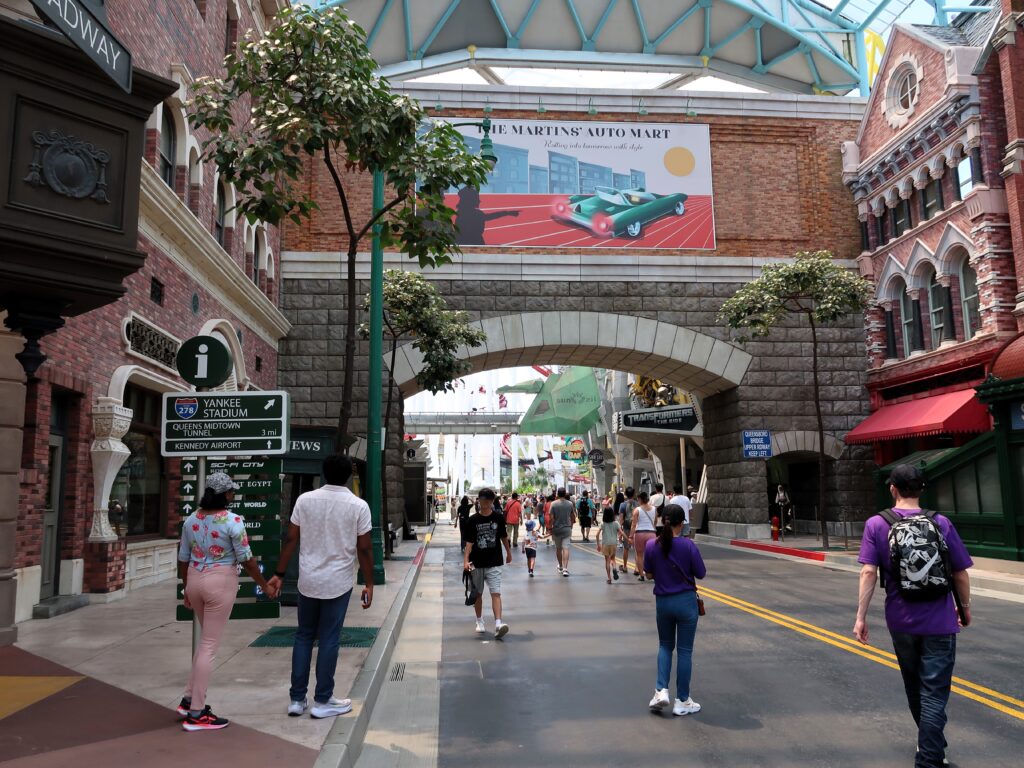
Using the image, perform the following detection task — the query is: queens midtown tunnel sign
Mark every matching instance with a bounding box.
[160,391,290,457]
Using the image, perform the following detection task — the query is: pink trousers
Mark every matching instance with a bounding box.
[184,565,238,710]
[633,532,656,571]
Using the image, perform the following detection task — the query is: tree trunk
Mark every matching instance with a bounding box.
[382,337,401,556]
[808,313,830,550]
[336,241,358,449]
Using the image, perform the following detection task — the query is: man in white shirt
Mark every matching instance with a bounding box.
[668,484,693,537]
[268,455,374,719]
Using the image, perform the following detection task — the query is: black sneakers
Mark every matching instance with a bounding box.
[176,697,191,717]
[182,706,229,731]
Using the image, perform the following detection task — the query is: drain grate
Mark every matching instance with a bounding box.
[389,662,406,682]
[388,555,417,561]
[249,626,379,648]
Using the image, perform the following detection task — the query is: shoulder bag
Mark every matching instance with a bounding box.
[667,546,706,616]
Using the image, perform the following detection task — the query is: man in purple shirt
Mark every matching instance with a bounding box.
[853,465,973,768]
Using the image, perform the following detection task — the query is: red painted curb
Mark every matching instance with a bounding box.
[730,539,827,561]
[412,545,425,566]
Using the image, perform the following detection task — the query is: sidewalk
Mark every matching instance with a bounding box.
[3,535,428,766]
[696,531,1024,600]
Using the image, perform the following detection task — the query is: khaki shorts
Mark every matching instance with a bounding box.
[601,544,617,558]
[552,530,571,552]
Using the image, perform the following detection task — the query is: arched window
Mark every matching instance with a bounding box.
[960,260,980,338]
[899,282,915,358]
[253,228,265,284]
[214,184,227,246]
[927,269,945,349]
[159,107,177,188]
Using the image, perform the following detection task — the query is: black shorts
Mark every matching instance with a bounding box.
[524,547,537,558]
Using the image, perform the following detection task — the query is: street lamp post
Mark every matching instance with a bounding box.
[365,117,496,579]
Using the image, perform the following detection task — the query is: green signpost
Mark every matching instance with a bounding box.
[161,391,291,457]
[164,337,289,627]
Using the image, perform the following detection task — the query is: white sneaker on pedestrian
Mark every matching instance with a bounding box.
[474,618,486,634]
[556,565,562,574]
[310,697,352,718]
[916,747,949,766]
[495,620,510,639]
[287,698,307,717]
[672,697,701,716]
[562,569,569,577]
[649,689,670,711]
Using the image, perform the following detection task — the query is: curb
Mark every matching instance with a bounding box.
[314,527,434,768]
[695,533,1024,602]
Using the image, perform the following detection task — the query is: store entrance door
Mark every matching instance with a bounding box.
[40,397,70,600]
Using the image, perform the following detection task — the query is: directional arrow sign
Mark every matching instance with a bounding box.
[160,391,290,458]
[182,461,196,475]
[181,481,195,494]
[180,502,195,516]
[179,498,282,518]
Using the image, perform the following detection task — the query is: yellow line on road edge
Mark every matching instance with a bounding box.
[572,542,1024,722]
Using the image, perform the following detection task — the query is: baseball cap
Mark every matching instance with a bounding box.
[205,471,240,494]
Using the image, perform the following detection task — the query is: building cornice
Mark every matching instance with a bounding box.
[138,162,291,345]
[392,83,866,122]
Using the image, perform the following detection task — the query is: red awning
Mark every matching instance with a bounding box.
[844,389,990,444]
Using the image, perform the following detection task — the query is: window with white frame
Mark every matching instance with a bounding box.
[214,184,227,246]
[898,281,915,358]
[921,177,943,220]
[927,269,945,349]
[956,156,974,200]
[960,260,980,339]
[159,108,176,188]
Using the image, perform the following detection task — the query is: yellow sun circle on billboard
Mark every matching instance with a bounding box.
[663,147,696,177]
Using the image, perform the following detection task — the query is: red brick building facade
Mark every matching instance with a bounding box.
[3,0,290,623]
[842,5,1018,467]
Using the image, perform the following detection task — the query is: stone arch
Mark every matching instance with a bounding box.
[388,312,752,397]
[771,430,844,460]
[933,222,975,274]
[214,172,237,227]
[199,319,248,390]
[107,364,182,401]
[875,254,908,302]
[904,240,938,289]
[188,145,203,186]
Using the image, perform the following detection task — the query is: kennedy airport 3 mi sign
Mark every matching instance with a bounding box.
[161,391,291,458]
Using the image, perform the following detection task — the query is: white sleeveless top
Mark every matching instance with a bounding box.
[634,504,658,532]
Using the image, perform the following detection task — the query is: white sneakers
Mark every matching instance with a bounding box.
[562,570,570,577]
[495,620,509,639]
[287,698,307,717]
[649,689,670,711]
[650,690,701,716]
[475,618,486,634]
[672,697,701,717]
[310,697,353,719]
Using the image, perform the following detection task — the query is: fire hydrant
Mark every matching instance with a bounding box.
[771,515,780,542]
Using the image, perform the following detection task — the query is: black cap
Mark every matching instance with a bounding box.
[478,488,496,500]
[888,464,925,495]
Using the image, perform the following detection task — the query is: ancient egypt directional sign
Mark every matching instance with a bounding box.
[30,0,133,93]
[160,391,291,457]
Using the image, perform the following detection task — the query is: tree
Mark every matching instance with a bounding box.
[718,250,872,549]
[189,5,491,447]
[360,270,485,534]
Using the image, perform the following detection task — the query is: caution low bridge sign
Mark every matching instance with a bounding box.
[161,391,291,458]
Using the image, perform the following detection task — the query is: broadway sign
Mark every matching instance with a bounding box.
[30,0,132,92]
[444,118,715,250]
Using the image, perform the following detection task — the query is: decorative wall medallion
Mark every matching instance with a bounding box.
[24,129,111,203]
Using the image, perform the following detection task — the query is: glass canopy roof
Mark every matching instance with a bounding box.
[305,0,992,95]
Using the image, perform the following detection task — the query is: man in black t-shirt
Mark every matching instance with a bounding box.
[463,488,513,639]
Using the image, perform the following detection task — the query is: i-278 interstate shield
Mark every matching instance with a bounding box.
[161,391,290,457]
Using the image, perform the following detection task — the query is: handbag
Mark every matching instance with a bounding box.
[462,568,481,606]
[668,550,706,617]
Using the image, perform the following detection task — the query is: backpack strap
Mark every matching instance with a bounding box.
[878,508,899,527]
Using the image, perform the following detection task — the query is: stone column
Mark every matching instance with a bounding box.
[0,325,26,645]
[940,278,957,344]
[88,397,133,543]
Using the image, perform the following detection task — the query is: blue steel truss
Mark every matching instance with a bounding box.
[308,0,991,94]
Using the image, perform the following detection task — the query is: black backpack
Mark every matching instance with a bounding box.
[878,509,952,602]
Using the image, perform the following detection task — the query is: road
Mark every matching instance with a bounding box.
[430,534,1024,768]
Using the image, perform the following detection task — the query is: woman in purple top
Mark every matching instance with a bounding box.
[643,504,706,717]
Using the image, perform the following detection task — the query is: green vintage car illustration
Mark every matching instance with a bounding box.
[550,186,687,238]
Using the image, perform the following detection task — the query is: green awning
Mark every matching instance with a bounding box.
[880,448,959,473]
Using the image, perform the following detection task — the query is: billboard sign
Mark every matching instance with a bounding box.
[444,118,715,250]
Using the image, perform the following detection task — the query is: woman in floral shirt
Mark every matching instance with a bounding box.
[176,471,274,731]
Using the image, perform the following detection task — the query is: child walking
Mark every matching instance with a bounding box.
[596,506,621,584]
[522,513,538,577]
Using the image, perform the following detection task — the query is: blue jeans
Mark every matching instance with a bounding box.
[890,631,956,768]
[290,590,352,704]
[655,590,699,701]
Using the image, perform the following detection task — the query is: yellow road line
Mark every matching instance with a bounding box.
[572,541,1024,721]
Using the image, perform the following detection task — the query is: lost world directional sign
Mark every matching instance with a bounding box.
[161,391,290,457]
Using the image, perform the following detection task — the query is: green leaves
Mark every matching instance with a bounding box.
[367,270,486,394]
[718,250,873,341]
